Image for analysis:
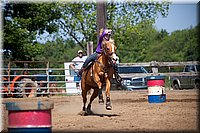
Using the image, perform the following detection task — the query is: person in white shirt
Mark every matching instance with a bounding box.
[70,50,87,75]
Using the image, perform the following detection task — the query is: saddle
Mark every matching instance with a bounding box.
[84,53,102,76]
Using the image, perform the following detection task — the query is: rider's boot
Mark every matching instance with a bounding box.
[114,64,122,83]
[115,73,122,83]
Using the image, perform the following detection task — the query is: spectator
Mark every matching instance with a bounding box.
[70,50,87,76]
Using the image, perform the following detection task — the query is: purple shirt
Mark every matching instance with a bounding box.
[95,30,107,53]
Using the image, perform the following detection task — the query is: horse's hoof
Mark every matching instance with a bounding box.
[86,109,93,115]
[106,104,112,110]
[78,111,88,116]
[99,99,104,104]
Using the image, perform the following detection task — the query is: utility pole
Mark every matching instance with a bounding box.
[87,41,93,56]
[96,1,107,38]
[87,1,106,56]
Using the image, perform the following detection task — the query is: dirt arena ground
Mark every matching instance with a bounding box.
[1,89,199,133]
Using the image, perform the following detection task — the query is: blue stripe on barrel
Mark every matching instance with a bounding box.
[8,127,51,133]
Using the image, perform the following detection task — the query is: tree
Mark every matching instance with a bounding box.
[56,1,170,51]
[114,20,161,62]
[145,26,199,62]
[3,1,170,61]
[3,2,62,60]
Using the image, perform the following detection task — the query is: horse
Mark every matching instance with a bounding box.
[80,39,117,115]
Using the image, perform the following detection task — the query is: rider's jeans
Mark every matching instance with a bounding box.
[83,52,98,68]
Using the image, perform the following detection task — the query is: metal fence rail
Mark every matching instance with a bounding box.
[1,61,70,98]
[1,61,199,98]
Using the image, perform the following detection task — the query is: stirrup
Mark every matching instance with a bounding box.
[115,74,122,83]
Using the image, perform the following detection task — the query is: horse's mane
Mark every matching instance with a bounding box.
[109,38,114,43]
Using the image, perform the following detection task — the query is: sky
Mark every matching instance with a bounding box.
[154,2,199,33]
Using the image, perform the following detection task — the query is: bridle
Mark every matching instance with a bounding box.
[101,40,117,68]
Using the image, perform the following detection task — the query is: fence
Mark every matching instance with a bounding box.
[1,61,68,98]
[119,61,200,76]
[1,61,199,98]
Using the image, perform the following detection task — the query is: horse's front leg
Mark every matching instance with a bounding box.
[98,89,104,104]
[94,72,104,104]
[105,77,112,110]
[94,72,103,89]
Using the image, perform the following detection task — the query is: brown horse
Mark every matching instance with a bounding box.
[81,39,117,115]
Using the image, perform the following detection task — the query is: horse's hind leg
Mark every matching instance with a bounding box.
[82,88,87,112]
[81,82,88,112]
[87,88,99,112]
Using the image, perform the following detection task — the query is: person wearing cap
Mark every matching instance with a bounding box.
[70,50,87,74]
[78,28,112,76]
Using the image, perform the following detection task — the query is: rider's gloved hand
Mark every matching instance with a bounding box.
[104,29,112,35]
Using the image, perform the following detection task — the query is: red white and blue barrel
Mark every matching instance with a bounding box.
[147,76,166,103]
[6,101,54,133]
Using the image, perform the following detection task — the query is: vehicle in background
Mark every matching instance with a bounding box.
[118,66,148,90]
[171,65,200,90]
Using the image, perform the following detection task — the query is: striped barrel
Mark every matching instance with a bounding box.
[147,76,166,103]
[6,101,54,133]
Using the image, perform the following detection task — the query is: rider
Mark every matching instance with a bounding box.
[78,28,121,83]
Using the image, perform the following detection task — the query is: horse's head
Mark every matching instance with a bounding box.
[102,39,118,63]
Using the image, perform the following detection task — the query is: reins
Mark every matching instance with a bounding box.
[95,48,114,71]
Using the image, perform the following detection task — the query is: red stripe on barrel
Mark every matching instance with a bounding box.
[8,110,52,128]
[147,79,165,87]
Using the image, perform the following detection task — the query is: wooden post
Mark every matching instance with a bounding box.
[150,61,159,75]
[87,41,93,56]
[96,1,107,38]
[46,62,50,95]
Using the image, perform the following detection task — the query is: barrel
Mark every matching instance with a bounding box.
[147,76,166,103]
[6,101,54,133]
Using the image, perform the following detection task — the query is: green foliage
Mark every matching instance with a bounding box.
[114,20,160,62]
[3,1,198,65]
[34,38,83,63]
[57,2,97,50]
[145,26,199,62]
[3,2,62,60]
[56,1,170,50]
[106,1,169,28]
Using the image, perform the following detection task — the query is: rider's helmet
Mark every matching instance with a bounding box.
[101,28,112,41]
